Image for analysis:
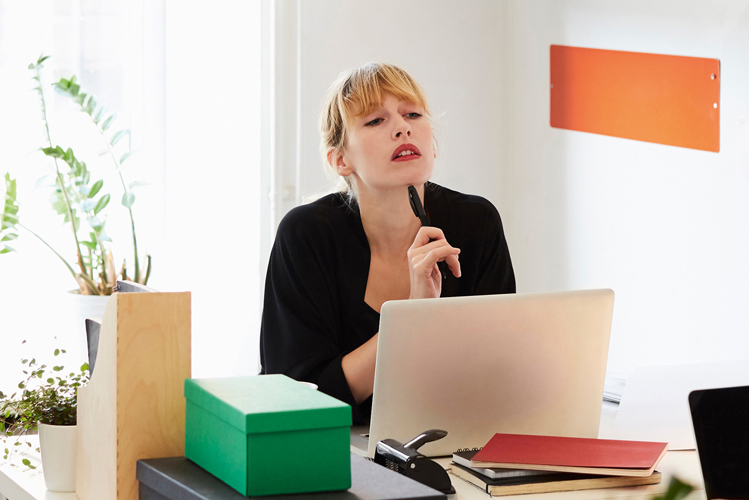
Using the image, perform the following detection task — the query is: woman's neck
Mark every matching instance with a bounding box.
[357,184,425,259]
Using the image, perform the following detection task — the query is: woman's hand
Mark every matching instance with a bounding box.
[408,226,461,299]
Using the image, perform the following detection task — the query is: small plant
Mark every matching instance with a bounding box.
[0,341,89,468]
[1,54,151,295]
[652,477,695,500]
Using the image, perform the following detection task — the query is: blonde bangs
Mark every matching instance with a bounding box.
[340,64,430,128]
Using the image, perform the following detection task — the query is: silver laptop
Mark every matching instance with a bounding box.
[354,289,614,457]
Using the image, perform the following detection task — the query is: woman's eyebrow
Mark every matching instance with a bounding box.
[360,108,386,121]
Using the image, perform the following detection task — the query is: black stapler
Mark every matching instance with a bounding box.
[374,429,455,495]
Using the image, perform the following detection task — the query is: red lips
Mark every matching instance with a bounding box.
[391,143,421,161]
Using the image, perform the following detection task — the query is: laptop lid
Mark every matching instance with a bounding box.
[367,289,614,457]
[689,385,749,500]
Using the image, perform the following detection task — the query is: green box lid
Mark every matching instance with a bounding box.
[184,374,352,434]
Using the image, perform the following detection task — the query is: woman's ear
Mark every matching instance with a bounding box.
[328,148,352,177]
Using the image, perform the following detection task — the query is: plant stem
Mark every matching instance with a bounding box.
[96,238,108,290]
[35,65,87,289]
[92,127,140,282]
[17,223,98,294]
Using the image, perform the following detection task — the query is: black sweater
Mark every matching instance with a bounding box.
[260,183,515,423]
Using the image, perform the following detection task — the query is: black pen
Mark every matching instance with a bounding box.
[408,185,448,280]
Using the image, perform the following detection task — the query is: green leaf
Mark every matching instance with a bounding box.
[110,129,130,147]
[81,363,89,372]
[101,115,115,131]
[1,233,18,242]
[122,192,135,208]
[42,145,65,158]
[129,181,149,189]
[81,240,97,250]
[89,218,104,233]
[47,378,54,384]
[120,151,132,164]
[54,349,60,356]
[80,199,96,213]
[93,194,110,215]
[0,246,14,254]
[88,179,103,198]
[22,458,31,466]
[53,366,63,372]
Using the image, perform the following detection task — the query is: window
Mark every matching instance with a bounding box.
[0,0,262,395]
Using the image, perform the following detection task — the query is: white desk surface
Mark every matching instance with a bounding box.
[358,402,708,500]
[1,403,706,500]
[0,435,75,500]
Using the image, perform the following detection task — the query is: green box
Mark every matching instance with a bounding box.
[184,374,352,496]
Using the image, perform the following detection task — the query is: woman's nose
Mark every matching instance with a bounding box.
[393,117,412,139]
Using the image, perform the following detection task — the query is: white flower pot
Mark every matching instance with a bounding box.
[38,423,78,492]
[65,291,110,367]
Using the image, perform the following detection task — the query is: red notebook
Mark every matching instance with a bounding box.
[471,433,668,477]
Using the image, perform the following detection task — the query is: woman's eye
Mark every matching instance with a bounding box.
[406,112,422,119]
[365,118,383,126]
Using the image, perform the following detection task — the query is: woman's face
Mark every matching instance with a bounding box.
[333,93,434,194]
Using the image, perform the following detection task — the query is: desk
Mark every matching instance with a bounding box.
[352,402,708,500]
[1,403,707,500]
[0,435,75,500]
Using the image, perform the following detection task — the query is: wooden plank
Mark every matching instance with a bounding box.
[550,45,720,152]
[116,292,191,500]
[76,292,191,500]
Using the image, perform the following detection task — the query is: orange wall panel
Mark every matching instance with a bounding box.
[550,45,720,152]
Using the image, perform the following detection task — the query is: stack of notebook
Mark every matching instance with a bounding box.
[449,433,668,496]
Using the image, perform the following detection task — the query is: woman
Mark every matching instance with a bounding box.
[260,63,515,424]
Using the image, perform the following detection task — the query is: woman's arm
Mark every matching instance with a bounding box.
[341,333,379,403]
[341,226,462,403]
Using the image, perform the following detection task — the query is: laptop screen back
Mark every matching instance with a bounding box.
[689,385,749,500]
[368,289,614,457]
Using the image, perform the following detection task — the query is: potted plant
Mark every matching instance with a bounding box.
[0,343,89,492]
[0,54,151,299]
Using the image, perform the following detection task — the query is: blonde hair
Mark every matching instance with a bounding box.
[319,63,431,194]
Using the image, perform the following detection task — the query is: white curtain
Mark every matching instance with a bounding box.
[0,0,262,396]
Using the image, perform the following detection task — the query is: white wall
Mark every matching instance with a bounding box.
[504,0,749,373]
[284,0,749,376]
[281,0,509,210]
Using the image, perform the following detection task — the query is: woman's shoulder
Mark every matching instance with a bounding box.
[277,191,357,240]
[427,183,501,221]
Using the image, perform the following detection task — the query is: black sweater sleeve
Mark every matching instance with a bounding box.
[474,201,516,295]
[259,204,360,413]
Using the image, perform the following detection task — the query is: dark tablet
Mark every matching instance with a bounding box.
[689,385,749,500]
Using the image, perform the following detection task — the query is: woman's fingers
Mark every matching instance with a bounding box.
[411,246,460,275]
[410,226,447,247]
[444,252,461,278]
[408,226,461,299]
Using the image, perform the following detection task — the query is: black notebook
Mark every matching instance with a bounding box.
[449,462,662,497]
[452,450,553,480]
